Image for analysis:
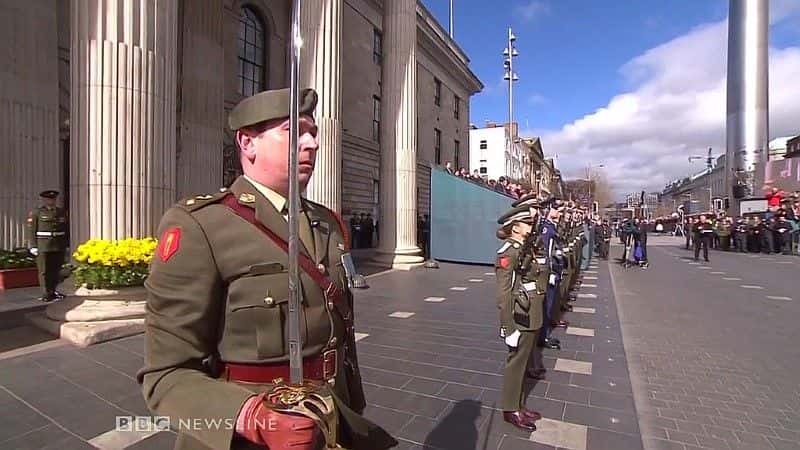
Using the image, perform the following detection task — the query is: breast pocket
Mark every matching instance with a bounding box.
[226,271,304,360]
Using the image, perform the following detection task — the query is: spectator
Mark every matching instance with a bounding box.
[445,161,454,174]
[765,186,785,208]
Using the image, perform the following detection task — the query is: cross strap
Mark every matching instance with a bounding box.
[220,194,347,312]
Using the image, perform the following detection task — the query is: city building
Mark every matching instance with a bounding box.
[468,122,525,183]
[0,0,483,267]
[784,134,800,158]
[660,155,728,216]
[521,137,544,191]
[767,135,796,160]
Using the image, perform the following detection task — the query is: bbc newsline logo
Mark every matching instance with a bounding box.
[115,416,280,432]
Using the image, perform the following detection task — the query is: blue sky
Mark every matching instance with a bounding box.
[422,0,800,197]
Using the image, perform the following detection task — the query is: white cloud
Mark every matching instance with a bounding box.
[514,1,550,23]
[528,13,800,199]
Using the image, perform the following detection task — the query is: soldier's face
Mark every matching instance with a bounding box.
[237,115,319,193]
[42,198,57,207]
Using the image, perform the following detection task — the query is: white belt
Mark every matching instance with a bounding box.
[523,281,537,291]
[535,258,546,264]
[36,231,65,237]
[555,250,563,256]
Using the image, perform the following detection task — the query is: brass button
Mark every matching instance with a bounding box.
[329,337,338,347]
[317,264,327,274]
[264,296,274,306]
[327,300,334,310]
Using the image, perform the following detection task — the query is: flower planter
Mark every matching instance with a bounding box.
[28,285,148,347]
[0,267,39,290]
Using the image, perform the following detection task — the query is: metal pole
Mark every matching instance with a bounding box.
[726,0,769,213]
[287,0,303,385]
[449,0,453,38]
[508,28,513,138]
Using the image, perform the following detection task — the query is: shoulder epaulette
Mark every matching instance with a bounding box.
[497,241,512,254]
[176,187,231,212]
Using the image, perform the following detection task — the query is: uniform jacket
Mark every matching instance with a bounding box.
[137,177,392,450]
[539,220,563,273]
[495,238,543,334]
[26,206,68,252]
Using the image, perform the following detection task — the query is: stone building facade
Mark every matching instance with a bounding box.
[0,0,482,267]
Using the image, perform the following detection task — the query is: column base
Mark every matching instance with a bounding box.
[371,248,425,270]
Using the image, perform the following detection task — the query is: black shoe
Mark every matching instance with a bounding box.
[39,295,55,303]
[540,340,560,350]
[53,291,66,299]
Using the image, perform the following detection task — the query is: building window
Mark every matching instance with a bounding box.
[372,96,381,142]
[373,29,382,64]
[434,78,442,106]
[454,96,460,119]
[238,6,266,96]
[434,128,442,164]
[454,140,460,168]
[479,140,487,150]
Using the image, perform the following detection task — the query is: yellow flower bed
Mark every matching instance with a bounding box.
[72,238,157,289]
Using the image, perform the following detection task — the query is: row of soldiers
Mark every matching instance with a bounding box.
[684,213,799,255]
[494,194,593,431]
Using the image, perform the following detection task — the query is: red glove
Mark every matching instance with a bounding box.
[236,393,319,449]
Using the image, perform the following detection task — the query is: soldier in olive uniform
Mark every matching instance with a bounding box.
[27,190,68,302]
[137,88,395,450]
[495,204,544,431]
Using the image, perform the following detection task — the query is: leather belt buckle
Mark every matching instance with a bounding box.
[322,349,337,381]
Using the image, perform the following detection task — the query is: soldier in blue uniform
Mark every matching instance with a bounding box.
[537,198,565,350]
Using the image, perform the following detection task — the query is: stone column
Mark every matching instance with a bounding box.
[176,0,224,198]
[375,0,423,268]
[0,0,59,250]
[70,0,178,244]
[301,0,343,213]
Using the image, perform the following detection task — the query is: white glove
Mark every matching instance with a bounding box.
[30,248,38,256]
[504,330,521,348]
[549,273,557,285]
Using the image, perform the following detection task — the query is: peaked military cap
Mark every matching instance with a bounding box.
[39,190,59,199]
[497,205,536,227]
[228,87,318,130]
[511,192,542,208]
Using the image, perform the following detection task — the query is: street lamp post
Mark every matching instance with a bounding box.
[503,28,519,139]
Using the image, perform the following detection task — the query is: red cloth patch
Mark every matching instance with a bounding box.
[159,227,181,262]
[498,256,510,269]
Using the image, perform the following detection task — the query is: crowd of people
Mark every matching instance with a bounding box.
[444,161,534,200]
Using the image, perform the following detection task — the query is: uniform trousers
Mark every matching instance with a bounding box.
[36,251,64,296]
[694,236,711,260]
[540,277,559,344]
[501,329,538,411]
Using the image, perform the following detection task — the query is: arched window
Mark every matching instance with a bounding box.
[238,6,266,96]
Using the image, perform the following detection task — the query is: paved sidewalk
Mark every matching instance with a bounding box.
[611,237,800,450]
[0,256,641,450]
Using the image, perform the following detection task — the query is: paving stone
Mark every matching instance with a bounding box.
[542,383,590,405]
[695,434,732,449]
[585,428,644,450]
[702,424,739,442]
[666,429,700,445]
[362,404,414,434]
[710,416,743,430]
[589,390,636,412]
[528,418,588,450]
[675,419,707,435]
[768,436,800,450]
[733,430,773,447]
[436,383,483,401]
[563,403,639,435]
[642,437,687,450]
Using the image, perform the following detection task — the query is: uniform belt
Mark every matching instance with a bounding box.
[535,258,546,264]
[36,231,65,237]
[222,349,337,384]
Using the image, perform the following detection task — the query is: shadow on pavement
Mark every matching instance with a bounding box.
[423,399,482,450]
